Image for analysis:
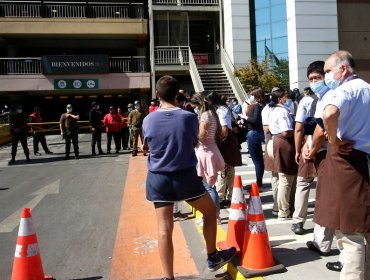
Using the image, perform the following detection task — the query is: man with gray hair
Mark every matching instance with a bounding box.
[313,50,370,279]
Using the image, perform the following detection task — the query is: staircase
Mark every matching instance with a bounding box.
[197,65,234,97]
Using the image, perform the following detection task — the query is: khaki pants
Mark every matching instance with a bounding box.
[277,172,295,217]
[216,165,235,201]
[271,172,279,212]
[293,176,315,224]
[129,126,141,152]
[313,223,335,253]
[336,231,370,280]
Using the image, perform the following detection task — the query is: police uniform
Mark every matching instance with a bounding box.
[314,75,370,279]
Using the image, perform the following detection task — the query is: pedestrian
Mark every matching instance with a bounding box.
[231,98,242,120]
[89,102,104,156]
[60,104,80,160]
[301,61,339,263]
[127,103,134,150]
[312,50,370,279]
[291,63,320,235]
[29,106,53,156]
[148,98,159,113]
[239,88,265,191]
[8,105,31,165]
[117,107,129,150]
[191,92,225,225]
[206,91,239,209]
[142,75,236,280]
[103,106,122,154]
[128,101,144,156]
[266,88,298,220]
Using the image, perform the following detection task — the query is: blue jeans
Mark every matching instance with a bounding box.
[247,130,265,188]
[203,181,220,214]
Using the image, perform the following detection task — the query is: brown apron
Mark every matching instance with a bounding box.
[272,134,298,175]
[298,156,316,178]
[314,145,370,233]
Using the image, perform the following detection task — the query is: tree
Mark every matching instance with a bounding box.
[272,59,290,89]
[234,59,289,93]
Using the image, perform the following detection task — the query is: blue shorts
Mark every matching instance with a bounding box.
[146,166,206,202]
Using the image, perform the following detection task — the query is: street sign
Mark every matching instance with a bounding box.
[54,79,99,90]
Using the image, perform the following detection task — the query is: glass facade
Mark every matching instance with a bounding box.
[251,0,288,61]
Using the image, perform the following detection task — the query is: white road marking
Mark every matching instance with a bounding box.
[0,180,60,233]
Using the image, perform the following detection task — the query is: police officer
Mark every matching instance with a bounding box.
[8,105,31,165]
[128,100,144,156]
[60,104,80,160]
[89,102,104,156]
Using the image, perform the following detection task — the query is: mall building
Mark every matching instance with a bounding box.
[0,0,369,120]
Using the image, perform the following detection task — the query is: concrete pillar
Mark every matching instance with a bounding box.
[286,0,339,90]
[222,0,251,67]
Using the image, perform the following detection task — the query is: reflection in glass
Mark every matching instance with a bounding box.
[271,21,287,38]
[255,0,270,10]
[255,8,270,25]
[271,4,286,22]
[256,24,271,41]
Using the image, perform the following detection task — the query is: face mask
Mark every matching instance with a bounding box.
[194,107,200,114]
[249,96,255,103]
[135,105,140,110]
[310,80,329,98]
[67,108,72,113]
[284,99,292,109]
[151,102,155,105]
[128,108,133,112]
[325,71,340,90]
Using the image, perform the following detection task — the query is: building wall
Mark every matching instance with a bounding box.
[286,0,339,89]
[223,0,251,67]
[337,0,370,82]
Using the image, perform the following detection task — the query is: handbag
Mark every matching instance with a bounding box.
[219,128,242,167]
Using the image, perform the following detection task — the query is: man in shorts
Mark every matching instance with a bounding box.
[142,76,236,280]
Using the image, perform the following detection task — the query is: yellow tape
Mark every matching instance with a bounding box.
[188,204,263,280]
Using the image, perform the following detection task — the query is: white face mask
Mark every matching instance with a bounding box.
[67,108,72,113]
[249,96,255,103]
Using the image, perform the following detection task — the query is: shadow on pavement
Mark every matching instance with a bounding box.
[272,247,322,268]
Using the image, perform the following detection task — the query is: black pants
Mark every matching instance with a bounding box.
[121,127,129,149]
[11,131,29,159]
[33,132,50,154]
[65,132,79,157]
[107,132,121,152]
[91,130,103,154]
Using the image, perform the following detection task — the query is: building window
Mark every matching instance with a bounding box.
[251,0,288,61]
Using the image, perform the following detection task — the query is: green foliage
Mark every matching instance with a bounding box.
[234,59,290,93]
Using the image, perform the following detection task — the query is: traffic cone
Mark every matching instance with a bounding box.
[237,183,286,278]
[11,208,46,280]
[217,175,247,252]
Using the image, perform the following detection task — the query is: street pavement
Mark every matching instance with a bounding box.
[0,135,341,279]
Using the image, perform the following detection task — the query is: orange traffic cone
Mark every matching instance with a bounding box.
[11,208,47,280]
[237,183,285,278]
[217,175,247,252]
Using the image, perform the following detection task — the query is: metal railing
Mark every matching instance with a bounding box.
[0,1,145,19]
[0,56,147,74]
[0,58,42,74]
[188,48,204,92]
[152,0,218,5]
[221,48,248,102]
[154,46,189,65]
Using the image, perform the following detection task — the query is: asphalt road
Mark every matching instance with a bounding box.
[0,134,130,280]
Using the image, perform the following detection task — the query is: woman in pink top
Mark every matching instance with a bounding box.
[191,92,225,224]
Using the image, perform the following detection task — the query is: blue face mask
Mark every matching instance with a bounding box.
[325,71,340,90]
[310,80,329,98]
[284,99,292,109]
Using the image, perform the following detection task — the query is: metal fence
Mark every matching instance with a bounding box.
[0,1,145,19]
[0,56,147,74]
[154,46,189,65]
[152,0,218,5]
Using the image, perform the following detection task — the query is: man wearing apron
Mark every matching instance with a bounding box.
[316,50,370,279]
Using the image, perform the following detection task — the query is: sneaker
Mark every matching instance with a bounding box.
[34,152,42,156]
[173,212,187,221]
[207,247,237,272]
[291,222,304,235]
